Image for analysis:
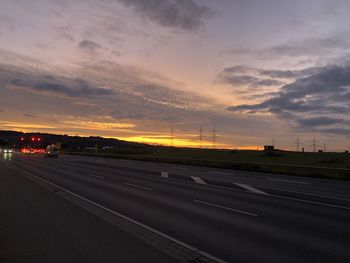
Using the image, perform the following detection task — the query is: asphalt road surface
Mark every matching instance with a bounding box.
[1,152,350,263]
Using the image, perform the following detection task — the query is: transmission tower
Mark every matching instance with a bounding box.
[199,126,203,148]
[311,137,319,152]
[296,136,301,152]
[212,125,217,149]
[170,128,174,147]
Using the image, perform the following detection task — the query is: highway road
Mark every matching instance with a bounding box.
[1,152,350,262]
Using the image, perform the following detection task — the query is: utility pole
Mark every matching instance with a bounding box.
[323,143,327,152]
[199,126,203,148]
[272,136,275,147]
[212,125,217,149]
[170,128,174,147]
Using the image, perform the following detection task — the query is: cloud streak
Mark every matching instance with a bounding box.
[10,76,115,98]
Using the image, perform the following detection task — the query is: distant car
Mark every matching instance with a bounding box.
[1,148,13,153]
[21,148,31,154]
[45,145,59,158]
[20,148,45,154]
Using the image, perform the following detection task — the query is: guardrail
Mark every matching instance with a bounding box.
[64,151,350,180]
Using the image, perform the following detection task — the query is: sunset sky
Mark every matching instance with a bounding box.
[1,0,350,151]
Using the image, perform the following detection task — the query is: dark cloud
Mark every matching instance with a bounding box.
[316,128,350,136]
[221,65,320,81]
[23,113,36,118]
[78,40,101,53]
[116,0,215,31]
[254,79,285,87]
[267,37,350,57]
[221,65,255,74]
[218,66,285,88]
[227,64,350,133]
[220,47,252,56]
[296,117,343,128]
[10,77,114,98]
[222,36,350,62]
[260,67,320,79]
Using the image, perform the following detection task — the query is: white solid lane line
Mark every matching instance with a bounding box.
[161,172,168,178]
[271,194,350,211]
[191,176,207,185]
[124,182,152,191]
[249,184,350,202]
[234,183,269,195]
[266,178,310,185]
[193,199,258,217]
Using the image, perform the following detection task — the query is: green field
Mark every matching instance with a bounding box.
[146,148,350,168]
[67,147,350,180]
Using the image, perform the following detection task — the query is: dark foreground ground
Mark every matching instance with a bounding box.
[1,152,350,263]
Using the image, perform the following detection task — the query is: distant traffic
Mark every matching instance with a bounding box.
[1,135,60,158]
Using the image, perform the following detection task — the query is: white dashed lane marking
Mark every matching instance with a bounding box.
[234,183,269,195]
[124,182,152,191]
[191,176,207,185]
[161,172,169,178]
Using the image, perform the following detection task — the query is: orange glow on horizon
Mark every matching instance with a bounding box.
[121,135,238,149]
[236,146,264,151]
[0,120,263,150]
